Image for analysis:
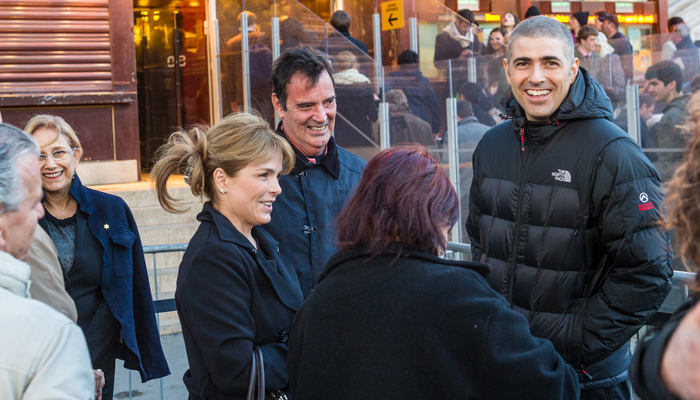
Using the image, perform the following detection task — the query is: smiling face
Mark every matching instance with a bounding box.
[646,77,675,104]
[216,153,284,237]
[490,31,505,50]
[32,128,82,195]
[505,36,579,122]
[0,155,45,261]
[273,71,336,157]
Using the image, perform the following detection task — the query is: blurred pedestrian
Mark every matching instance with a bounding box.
[524,6,541,19]
[329,10,368,55]
[501,11,520,34]
[385,89,434,146]
[631,92,700,400]
[569,11,589,42]
[151,113,302,400]
[434,9,479,62]
[596,12,633,83]
[288,146,580,400]
[387,50,442,135]
[25,115,170,400]
[645,60,690,181]
[0,123,94,400]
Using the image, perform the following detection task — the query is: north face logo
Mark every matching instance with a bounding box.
[552,169,571,182]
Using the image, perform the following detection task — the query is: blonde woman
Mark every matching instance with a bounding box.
[25,115,169,400]
[151,113,302,400]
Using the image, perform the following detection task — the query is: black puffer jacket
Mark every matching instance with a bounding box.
[466,68,674,390]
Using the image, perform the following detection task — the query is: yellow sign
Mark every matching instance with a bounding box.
[381,0,404,31]
[484,13,501,22]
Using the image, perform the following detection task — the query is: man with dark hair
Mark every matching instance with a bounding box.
[661,17,684,61]
[329,10,368,55]
[575,25,601,72]
[597,12,633,83]
[467,16,672,400]
[434,9,479,62]
[645,60,690,180]
[385,50,441,135]
[268,46,366,298]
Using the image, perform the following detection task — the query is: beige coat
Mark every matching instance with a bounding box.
[26,226,78,322]
[0,250,94,400]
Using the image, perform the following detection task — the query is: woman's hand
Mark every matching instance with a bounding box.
[661,301,700,400]
[93,369,105,400]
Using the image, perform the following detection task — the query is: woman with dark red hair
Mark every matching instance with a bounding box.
[287,146,580,399]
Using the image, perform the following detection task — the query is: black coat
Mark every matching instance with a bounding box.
[334,83,378,148]
[176,203,303,400]
[630,278,700,399]
[288,247,581,399]
[467,68,674,390]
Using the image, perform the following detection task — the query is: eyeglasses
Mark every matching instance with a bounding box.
[39,147,77,164]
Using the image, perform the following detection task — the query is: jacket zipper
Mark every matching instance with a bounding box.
[508,128,529,304]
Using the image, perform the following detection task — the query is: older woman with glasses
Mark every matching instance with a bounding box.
[24,115,169,400]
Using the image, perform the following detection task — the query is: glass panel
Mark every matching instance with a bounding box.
[134,2,210,169]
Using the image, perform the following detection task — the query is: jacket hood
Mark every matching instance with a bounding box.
[0,250,31,298]
[505,67,614,134]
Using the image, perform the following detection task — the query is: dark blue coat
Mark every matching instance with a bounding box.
[265,130,365,298]
[176,203,303,400]
[385,68,441,134]
[54,175,169,381]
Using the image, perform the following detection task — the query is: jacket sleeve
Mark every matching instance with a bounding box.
[179,245,290,395]
[466,141,484,262]
[23,321,95,400]
[579,138,674,367]
[124,204,170,381]
[630,295,698,400]
[480,294,581,400]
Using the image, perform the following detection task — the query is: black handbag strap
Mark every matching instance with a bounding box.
[247,347,265,400]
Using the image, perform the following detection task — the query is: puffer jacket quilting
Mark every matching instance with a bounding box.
[467,68,673,388]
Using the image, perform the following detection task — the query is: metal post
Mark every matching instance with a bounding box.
[241,12,251,113]
[373,13,382,94]
[379,102,390,149]
[173,12,184,129]
[205,0,222,123]
[409,17,418,54]
[468,57,477,83]
[271,17,281,127]
[626,85,640,144]
[446,61,461,245]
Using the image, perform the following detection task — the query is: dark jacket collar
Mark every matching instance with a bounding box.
[676,36,695,50]
[197,202,303,309]
[276,121,340,179]
[68,174,94,214]
[504,67,614,147]
[663,94,690,113]
[318,245,490,283]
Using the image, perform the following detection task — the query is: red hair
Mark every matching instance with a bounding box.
[336,146,459,256]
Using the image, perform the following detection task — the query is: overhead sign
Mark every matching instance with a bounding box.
[381,0,404,31]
